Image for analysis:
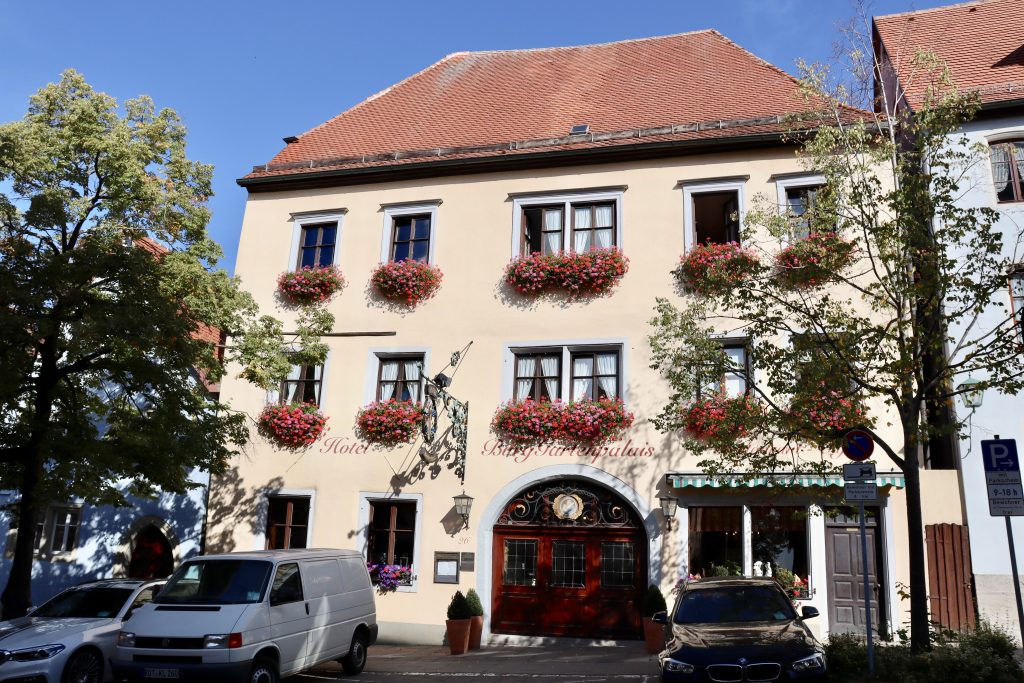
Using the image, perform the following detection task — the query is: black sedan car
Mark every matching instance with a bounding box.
[654,577,827,682]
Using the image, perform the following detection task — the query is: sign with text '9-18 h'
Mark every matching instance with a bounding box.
[982,439,1024,517]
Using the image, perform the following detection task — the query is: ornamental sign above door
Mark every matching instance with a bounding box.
[495,480,642,529]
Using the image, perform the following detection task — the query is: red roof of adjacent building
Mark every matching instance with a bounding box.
[243,30,822,184]
[874,0,1024,110]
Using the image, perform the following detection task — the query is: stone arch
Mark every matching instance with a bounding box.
[113,515,183,578]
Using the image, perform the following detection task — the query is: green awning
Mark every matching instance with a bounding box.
[666,473,905,489]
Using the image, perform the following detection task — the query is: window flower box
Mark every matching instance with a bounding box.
[775,233,854,289]
[788,383,870,446]
[355,400,426,448]
[558,397,634,447]
[367,563,413,594]
[683,393,761,441]
[674,242,762,295]
[258,402,328,449]
[371,260,443,307]
[503,248,629,297]
[491,399,562,449]
[277,265,344,305]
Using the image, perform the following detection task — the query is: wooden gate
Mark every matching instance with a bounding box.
[926,523,976,631]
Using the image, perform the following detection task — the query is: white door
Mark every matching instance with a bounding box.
[269,562,312,674]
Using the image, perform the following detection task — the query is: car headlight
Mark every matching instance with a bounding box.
[203,633,243,649]
[117,631,136,647]
[9,644,66,661]
[663,658,695,674]
[792,652,826,672]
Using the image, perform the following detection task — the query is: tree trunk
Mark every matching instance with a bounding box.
[902,430,931,653]
[1,454,42,619]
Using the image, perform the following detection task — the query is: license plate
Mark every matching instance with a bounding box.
[144,668,180,679]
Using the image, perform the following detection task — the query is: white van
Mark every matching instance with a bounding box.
[112,549,377,682]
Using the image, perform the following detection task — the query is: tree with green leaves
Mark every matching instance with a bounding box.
[648,52,1024,652]
[0,71,328,618]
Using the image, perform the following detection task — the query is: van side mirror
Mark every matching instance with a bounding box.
[801,606,819,620]
[652,611,668,625]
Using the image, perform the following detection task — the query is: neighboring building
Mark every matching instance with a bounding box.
[0,241,221,605]
[875,0,1024,637]
[213,30,964,644]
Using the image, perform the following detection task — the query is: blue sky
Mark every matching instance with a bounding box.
[1,0,948,274]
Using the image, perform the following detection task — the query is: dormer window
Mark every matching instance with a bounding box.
[991,140,1024,203]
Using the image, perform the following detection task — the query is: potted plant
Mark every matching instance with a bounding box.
[774,232,854,289]
[641,585,668,654]
[674,241,762,295]
[354,400,426,448]
[558,398,634,447]
[445,590,473,655]
[465,588,484,650]
[277,265,344,305]
[367,563,413,595]
[683,393,760,442]
[503,248,629,297]
[787,382,870,448]
[370,260,443,307]
[490,399,562,449]
[257,402,328,449]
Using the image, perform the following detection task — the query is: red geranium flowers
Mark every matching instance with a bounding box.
[371,260,443,307]
[675,242,761,295]
[775,233,854,289]
[259,403,328,449]
[504,248,629,297]
[355,400,427,448]
[683,394,761,441]
[277,265,344,305]
[491,398,634,448]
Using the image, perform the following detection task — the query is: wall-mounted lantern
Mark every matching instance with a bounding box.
[659,495,679,530]
[453,491,474,530]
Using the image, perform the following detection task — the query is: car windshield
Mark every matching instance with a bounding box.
[33,586,134,619]
[675,585,796,624]
[156,560,273,605]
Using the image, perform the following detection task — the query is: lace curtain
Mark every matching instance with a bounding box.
[404,360,421,402]
[992,143,1011,192]
[596,353,617,398]
[379,361,399,401]
[544,209,563,254]
[540,356,559,399]
[516,356,536,399]
[573,356,593,399]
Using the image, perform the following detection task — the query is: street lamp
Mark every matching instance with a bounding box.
[958,377,984,412]
[659,495,679,531]
[453,491,474,530]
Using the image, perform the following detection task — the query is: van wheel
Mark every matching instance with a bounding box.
[340,632,368,675]
[250,656,279,683]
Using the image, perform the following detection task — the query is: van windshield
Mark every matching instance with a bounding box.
[156,560,273,605]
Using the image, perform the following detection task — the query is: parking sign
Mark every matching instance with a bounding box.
[982,439,1024,516]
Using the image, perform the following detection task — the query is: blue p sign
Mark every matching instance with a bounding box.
[982,440,1020,473]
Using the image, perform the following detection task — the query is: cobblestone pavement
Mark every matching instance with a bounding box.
[290,644,662,683]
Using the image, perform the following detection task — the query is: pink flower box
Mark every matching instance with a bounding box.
[277,265,344,305]
[683,394,761,441]
[504,248,629,297]
[775,233,854,288]
[371,260,443,307]
[491,397,634,448]
[355,400,426,448]
[258,402,328,449]
[674,242,761,295]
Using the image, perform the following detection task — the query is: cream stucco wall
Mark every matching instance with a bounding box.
[211,147,961,643]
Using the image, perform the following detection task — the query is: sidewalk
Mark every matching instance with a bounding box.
[294,643,662,682]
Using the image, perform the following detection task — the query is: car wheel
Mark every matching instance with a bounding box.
[340,632,368,675]
[250,656,279,683]
[61,648,103,683]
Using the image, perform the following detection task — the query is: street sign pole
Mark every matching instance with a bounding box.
[859,503,875,676]
[1004,516,1024,648]
[982,437,1024,645]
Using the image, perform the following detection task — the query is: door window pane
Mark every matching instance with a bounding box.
[688,507,743,578]
[751,507,809,597]
[600,541,635,588]
[551,540,585,588]
[503,539,538,586]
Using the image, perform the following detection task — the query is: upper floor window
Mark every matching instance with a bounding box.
[700,341,751,398]
[266,496,310,550]
[513,189,624,257]
[44,507,81,554]
[391,214,432,262]
[297,222,337,269]
[377,355,424,402]
[991,140,1024,203]
[1011,270,1024,344]
[512,345,624,402]
[693,191,740,244]
[280,364,323,406]
[785,185,826,239]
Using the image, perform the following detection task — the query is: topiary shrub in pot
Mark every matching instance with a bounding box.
[641,585,669,654]
[445,591,473,655]
[465,588,485,650]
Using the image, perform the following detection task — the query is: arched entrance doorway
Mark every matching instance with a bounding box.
[127,525,174,579]
[491,478,646,639]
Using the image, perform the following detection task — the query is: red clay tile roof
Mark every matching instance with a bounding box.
[874,0,1024,110]
[244,30,819,182]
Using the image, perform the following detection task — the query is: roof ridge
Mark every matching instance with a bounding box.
[874,0,992,22]
[450,29,716,56]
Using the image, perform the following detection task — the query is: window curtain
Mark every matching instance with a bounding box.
[404,360,421,402]
[723,347,747,397]
[279,364,304,404]
[574,207,592,252]
[379,361,399,400]
[1016,143,1024,186]
[540,356,559,399]
[596,353,618,398]
[991,143,1011,192]
[544,209,563,254]
[516,356,536,399]
[309,365,324,405]
[595,205,614,248]
[573,356,593,400]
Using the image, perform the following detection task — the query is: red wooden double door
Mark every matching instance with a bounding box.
[490,480,646,639]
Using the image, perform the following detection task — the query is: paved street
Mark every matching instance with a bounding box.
[291,644,661,683]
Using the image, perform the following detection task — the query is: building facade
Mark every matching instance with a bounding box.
[212,31,964,644]
[875,0,1024,638]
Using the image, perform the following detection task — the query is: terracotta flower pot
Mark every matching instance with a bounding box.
[468,615,483,650]
[446,618,472,655]
[643,617,665,654]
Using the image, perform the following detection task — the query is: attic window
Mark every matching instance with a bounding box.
[283,136,299,144]
[570,124,590,135]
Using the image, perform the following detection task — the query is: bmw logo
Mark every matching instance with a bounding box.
[738,657,748,665]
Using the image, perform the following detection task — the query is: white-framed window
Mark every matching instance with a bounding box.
[4,503,84,560]
[378,202,441,265]
[700,338,751,399]
[358,492,424,593]
[510,188,625,257]
[503,339,628,403]
[266,357,328,407]
[681,177,747,251]
[362,348,431,404]
[775,174,828,240]
[287,210,346,271]
[254,488,316,551]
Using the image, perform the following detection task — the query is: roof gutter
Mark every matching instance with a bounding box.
[237,131,796,192]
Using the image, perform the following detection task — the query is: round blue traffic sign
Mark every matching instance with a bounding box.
[842,429,874,462]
